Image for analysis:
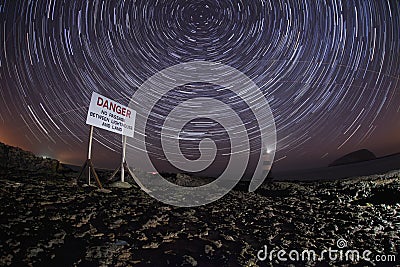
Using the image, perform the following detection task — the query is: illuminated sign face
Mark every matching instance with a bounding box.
[86,92,136,137]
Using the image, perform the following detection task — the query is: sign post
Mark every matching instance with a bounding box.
[78,92,137,189]
[77,125,103,188]
[87,125,94,185]
[121,135,127,183]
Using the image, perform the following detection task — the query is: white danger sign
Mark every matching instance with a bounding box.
[86,92,136,137]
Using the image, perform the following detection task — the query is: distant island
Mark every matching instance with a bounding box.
[329,149,377,167]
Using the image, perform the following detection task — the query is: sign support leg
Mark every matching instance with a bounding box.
[121,135,127,182]
[77,125,103,189]
[87,125,94,185]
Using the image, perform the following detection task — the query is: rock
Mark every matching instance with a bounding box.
[175,173,192,187]
[109,181,132,189]
[27,247,44,258]
[0,142,63,175]
[118,251,132,260]
[174,173,208,187]
[137,233,148,241]
[82,184,98,188]
[142,242,160,249]
[114,240,129,246]
[96,189,112,194]
[329,149,376,167]
[0,254,13,266]
[204,245,214,255]
[221,234,235,241]
[182,255,198,266]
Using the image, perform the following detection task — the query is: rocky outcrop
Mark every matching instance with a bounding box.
[329,149,376,167]
[157,172,215,187]
[0,142,63,175]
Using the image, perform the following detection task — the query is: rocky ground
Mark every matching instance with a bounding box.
[0,169,399,266]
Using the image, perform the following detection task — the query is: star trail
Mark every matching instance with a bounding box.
[0,0,399,171]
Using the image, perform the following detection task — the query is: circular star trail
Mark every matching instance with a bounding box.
[0,0,399,170]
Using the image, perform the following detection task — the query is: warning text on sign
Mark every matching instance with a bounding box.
[86,92,136,137]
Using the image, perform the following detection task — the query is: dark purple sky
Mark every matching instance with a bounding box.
[0,0,399,172]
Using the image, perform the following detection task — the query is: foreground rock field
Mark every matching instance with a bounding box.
[0,170,399,266]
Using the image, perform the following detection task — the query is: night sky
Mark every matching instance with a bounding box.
[0,0,399,172]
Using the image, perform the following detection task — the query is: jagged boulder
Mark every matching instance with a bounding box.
[0,142,62,175]
[174,173,210,187]
[329,149,376,167]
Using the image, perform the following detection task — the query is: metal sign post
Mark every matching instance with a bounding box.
[107,135,150,192]
[121,135,126,182]
[107,135,130,185]
[77,125,103,189]
[87,125,94,184]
